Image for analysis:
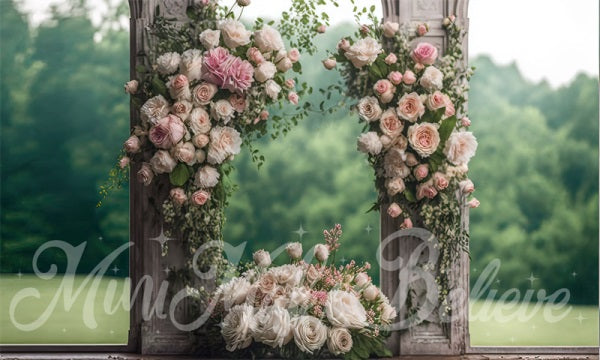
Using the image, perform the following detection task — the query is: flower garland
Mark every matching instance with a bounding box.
[325,15,478,317]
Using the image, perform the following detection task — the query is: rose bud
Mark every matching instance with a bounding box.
[287,48,300,63]
[414,62,425,72]
[237,0,250,6]
[119,156,130,169]
[192,134,210,148]
[443,17,451,26]
[169,188,187,206]
[388,71,403,85]
[124,80,138,94]
[414,164,429,181]
[253,249,271,268]
[137,163,154,186]
[403,70,417,85]
[124,135,141,153]
[276,57,293,72]
[285,78,295,88]
[337,38,350,51]
[384,53,397,65]
[433,172,449,190]
[360,24,369,34]
[449,14,456,22]
[363,285,379,301]
[314,244,329,262]
[402,217,413,229]
[460,179,475,194]
[382,21,399,38]
[288,91,299,105]
[387,203,403,218]
[259,110,269,121]
[316,24,326,33]
[461,117,471,127]
[286,242,303,260]
[417,24,428,36]
[468,197,480,208]
[191,190,210,206]
[195,149,206,164]
[354,272,369,287]
[322,58,337,70]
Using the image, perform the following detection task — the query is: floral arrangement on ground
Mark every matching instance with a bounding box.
[208,225,396,360]
[324,12,479,318]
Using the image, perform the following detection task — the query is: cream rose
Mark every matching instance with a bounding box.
[357,132,383,155]
[325,290,368,329]
[322,58,337,70]
[254,26,285,53]
[385,177,406,196]
[276,57,293,72]
[207,126,242,165]
[273,264,303,287]
[380,300,398,324]
[253,249,271,268]
[199,29,220,49]
[192,82,218,106]
[292,316,327,354]
[405,152,419,166]
[354,272,369,287]
[217,277,251,308]
[192,134,210,148]
[222,303,254,351]
[211,99,235,124]
[357,96,382,122]
[286,242,302,260]
[179,49,203,82]
[397,92,425,122]
[169,74,191,101]
[443,131,478,165]
[171,100,192,121]
[264,79,281,100]
[255,61,277,83]
[327,327,353,355]
[344,37,382,68]
[379,109,403,138]
[137,163,154,186]
[140,95,170,125]
[174,142,196,166]
[219,19,251,49]
[407,122,440,157]
[188,107,212,134]
[156,52,181,75]
[169,187,187,206]
[252,305,292,348]
[314,244,329,263]
[191,189,210,206]
[433,172,449,190]
[304,265,321,285]
[288,287,311,308]
[149,150,177,174]
[382,21,400,38]
[414,163,429,181]
[194,165,220,188]
[417,179,438,200]
[420,66,444,91]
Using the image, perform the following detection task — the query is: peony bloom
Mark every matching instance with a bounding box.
[344,37,382,68]
[216,277,251,309]
[354,272,369,287]
[373,79,395,104]
[179,49,203,82]
[264,79,281,100]
[403,70,417,85]
[207,126,242,165]
[411,42,438,65]
[254,26,285,53]
[169,74,191,101]
[314,244,329,262]
[171,100,192,121]
[223,57,255,93]
[156,52,181,75]
[194,165,220,188]
[174,142,197,166]
[443,131,478,165]
[170,188,187,206]
[286,242,302,259]
[288,287,311,308]
[288,91,299,105]
[199,29,220,49]
[273,264,303,287]
[191,190,210,206]
[388,71,403,85]
[192,82,218,106]
[211,99,235,123]
[322,58,337,70]
[201,47,232,87]
[397,92,425,122]
[420,66,444,91]
[137,163,154,186]
[327,327,353,355]
[325,290,368,329]
[433,172,449,190]
[252,305,292,348]
[357,132,383,155]
[124,80,138,94]
[407,123,440,157]
[219,19,251,49]
[385,177,406,196]
[188,107,212,135]
[149,115,186,149]
[124,135,141,153]
[379,109,403,138]
[221,303,254,351]
[414,164,429,181]
[387,203,402,218]
[357,96,382,122]
[382,21,400,38]
[292,316,327,354]
[150,150,177,174]
[253,249,271,267]
[363,284,379,301]
[140,95,170,125]
[255,61,277,83]
[468,197,480,208]
[459,179,475,194]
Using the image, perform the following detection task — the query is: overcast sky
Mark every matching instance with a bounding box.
[20,0,599,87]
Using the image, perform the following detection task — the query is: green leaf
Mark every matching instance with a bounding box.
[151,75,169,98]
[292,61,302,73]
[422,107,445,123]
[438,114,458,145]
[169,163,191,187]
[135,64,146,73]
[404,188,416,202]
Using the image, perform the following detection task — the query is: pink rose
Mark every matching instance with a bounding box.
[193,134,210,148]
[384,53,397,65]
[468,197,480,208]
[417,180,438,200]
[119,156,130,168]
[379,109,403,137]
[411,42,438,65]
[443,94,455,117]
[460,179,475,194]
[288,48,300,63]
[192,82,218,106]
[426,91,446,110]
[407,122,440,157]
[414,164,429,181]
[387,203,402,218]
[337,38,350,51]
[461,117,471,127]
[417,24,428,36]
[323,58,337,70]
[169,74,191,100]
[403,70,416,85]
[124,135,141,153]
[396,92,425,122]
[149,114,186,149]
[229,93,248,112]
[288,92,299,105]
[260,110,269,120]
[246,47,265,64]
[170,188,187,206]
[317,24,326,33]
[374,79,395,104]
[388,71,403,85]
[137,163,154,186]
[433,172,449,190]
[402,218,413,229]
[285,78,295,88]
[191,190,211,206]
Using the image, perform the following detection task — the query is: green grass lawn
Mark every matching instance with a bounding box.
[0,274,598,346]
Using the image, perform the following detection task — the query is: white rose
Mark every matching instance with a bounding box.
[255,61,277,82]
[357,96,382,122]
[444,131,478,165]
[314,244,329,263]
[327,327,353,355]
[288,287,311,308]
[188,107,212,134]
[156,52,181,75]
[140,95,170,125]
[286,242,302,260]
[252,305,292,348]
[194,165,220,188]
[217,277,252,309]
[173,142,196,166]
[292,316,327,354]
[219,19,251,49]
[199,29,220,49]
[211,99,235,124]
[254,26,285,53]
[221,303,254,352]
[362,284,379,301]
[419,66,444,91]
[344,37,382,68]
[207,126,242,165]
[264,79,281,100]
[357,132,383,155]
[179,49,203,82]
[276,57,293,72]
[149,150,177,174]
[273,264,303,287]
[382,21,400,38]
[253,249,271,268]
[325,290,368,329]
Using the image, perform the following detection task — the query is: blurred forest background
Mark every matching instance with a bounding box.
[0,0,598,307]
